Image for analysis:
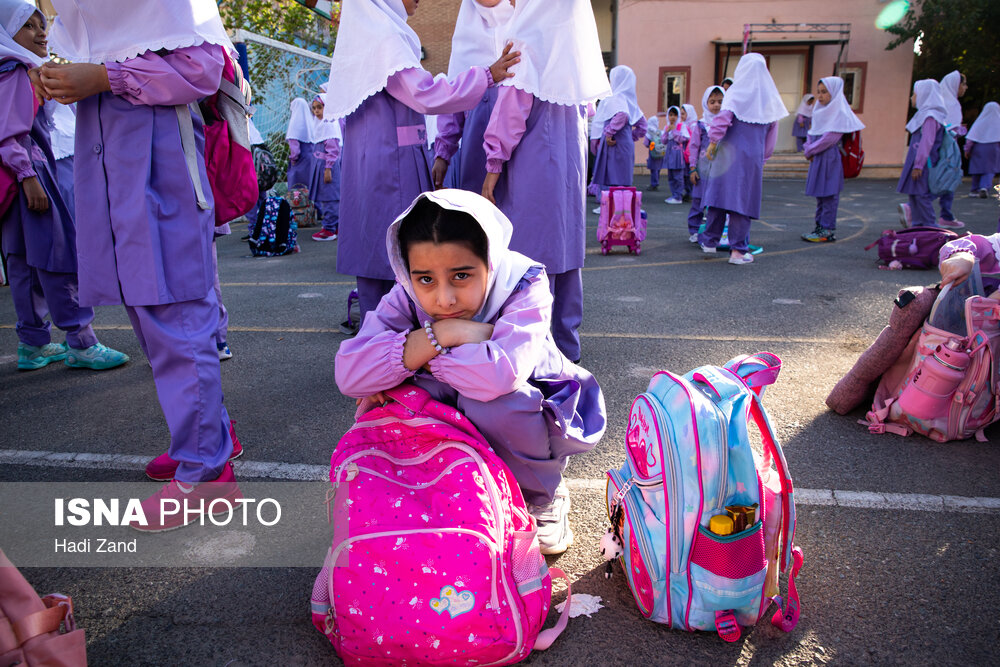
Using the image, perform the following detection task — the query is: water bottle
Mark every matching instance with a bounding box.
[897,338,970,419]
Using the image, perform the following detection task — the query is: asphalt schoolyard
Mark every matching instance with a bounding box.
[2,176,999,665]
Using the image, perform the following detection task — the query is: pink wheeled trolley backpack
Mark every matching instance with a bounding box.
[598,186,647,255]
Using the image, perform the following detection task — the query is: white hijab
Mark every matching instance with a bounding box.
[906,79,949,134]
[645,114,660,140]
[497,0,611,107]
[447,0,514,78]
[808,77,864,136]
[967,102,1000,144]
[50,102,76,160]
[310,95,342,142]
[591,65,643,131]
[0,0,44,67]
[666,106,690,138]
[720,53,788,125]
[700,85,724,124]
[48,0,234,64]
[286,98,314,142]
[248,118,264,146]
[939,70,963,128]
[681,103,698,132]
[323,0,422,120]
[795,94,816,118]
[387,189,538,324]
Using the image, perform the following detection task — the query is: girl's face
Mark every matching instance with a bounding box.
[911,91,917,107]
[680,108,688,122]
[311,99,324,119]
[706,92,723,114]
[958,74,968,97]
[816,82,831,106]
[668,111,678,125]
[475,0,508,6]
[407,241,489,321]
[13,12,47,58]
[402,0,419,16]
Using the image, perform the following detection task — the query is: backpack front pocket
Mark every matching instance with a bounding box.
[687,521,767,630]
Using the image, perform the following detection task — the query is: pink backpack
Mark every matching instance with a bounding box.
[598,186,646,255]
[311,384,570,665]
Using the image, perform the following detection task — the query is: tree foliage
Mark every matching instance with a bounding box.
[218,0,331,49]
[884,0,1000,119]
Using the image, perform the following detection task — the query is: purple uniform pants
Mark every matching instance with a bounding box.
[687,197,705,234]
[211,241,228,347]
[815,194,840,230]
[701,208,752,253]
[7,254,97,349]
[667,169,685,201]
[549,268,582,363]
[909,194,937,226]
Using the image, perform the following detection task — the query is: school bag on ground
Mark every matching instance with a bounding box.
[604,353,803,643]
[840,130,864,178]
[0,548,87,666]
[252,143,279,193]
[312,384,571,665]
[176,48,259,225]
[597,186,646,255]
[286,183,317,229]
[248,196,297,257]
[864,226,962,269]
[926,129,963,196]
[863,278,1000,442]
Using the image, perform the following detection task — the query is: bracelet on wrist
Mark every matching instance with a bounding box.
[423,321,449,354]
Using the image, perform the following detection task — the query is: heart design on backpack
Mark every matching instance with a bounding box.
[430,585,476,618]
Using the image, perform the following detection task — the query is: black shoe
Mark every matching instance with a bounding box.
[646,185,659,191]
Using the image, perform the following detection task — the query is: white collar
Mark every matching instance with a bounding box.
[49,0,233,64]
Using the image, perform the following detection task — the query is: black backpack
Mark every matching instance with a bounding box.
[248,196,297,257]
[252,143,279,193]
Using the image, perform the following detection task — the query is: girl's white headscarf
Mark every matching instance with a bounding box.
[48,0,234,64]
[795,94,816,118]
[808,77,864,136]
[447,0,514,78]
[967,101,1000,144]
[681,103,698,131]
[939,70,963,128]
[720,53,788,125]
[323,0,422,120]
[50,102,76,160]
[286,98,314,142]
[700,85,724,124]
[646,114,659,133]
[590,65,643,137]
[497,0,610,107]
[906,79,949,133]
[0,0,45,67]
[387,189,538,324]
[248,118,265,145]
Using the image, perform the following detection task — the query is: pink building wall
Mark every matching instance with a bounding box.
[617,0,915,175]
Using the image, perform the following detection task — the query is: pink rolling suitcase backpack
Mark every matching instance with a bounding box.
[312,384,571,665]
[598,186,646,255]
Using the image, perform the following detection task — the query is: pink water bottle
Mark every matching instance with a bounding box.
[897,338,970,419]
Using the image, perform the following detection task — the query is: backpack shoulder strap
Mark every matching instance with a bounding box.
[174,104,210,211]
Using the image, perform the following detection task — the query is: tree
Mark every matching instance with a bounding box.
[884,0,1000,121]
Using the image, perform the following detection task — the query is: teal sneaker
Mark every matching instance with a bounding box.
[65,343,130,370]
[17,342,68,371]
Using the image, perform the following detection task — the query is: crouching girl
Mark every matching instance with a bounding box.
[335,189,607,555]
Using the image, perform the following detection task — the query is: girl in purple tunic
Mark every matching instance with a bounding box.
[663,106,689,204]
[965,102,1000,198]
[336,189,606,555]
[0,0,127,372]
[791,94,815,152]
[324,0,519,319]
[897,80,953,229]
[687,85,724,243]
[42,0,242,531]
[588,65,646,200]
[309,94,342,242]
[801,76,864,243]
[700,54,786,265]
[285,97,322,201]
[643,114,665,191]
[937,70,968,227]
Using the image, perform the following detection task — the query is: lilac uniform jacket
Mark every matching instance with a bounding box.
[702,110,778,219]
[75,44,224,307]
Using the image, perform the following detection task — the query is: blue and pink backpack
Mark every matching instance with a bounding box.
[312,384,570,665]
[604,353,803,642]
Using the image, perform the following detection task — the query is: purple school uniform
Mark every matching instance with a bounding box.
[286,139,322,199]
[701,112,776,219]
[335,268,606,505]
[482,87,588,361]
[791,114,811,151]
[968,141,1000,176]
[0,62,97,349]
[315,138,341,233]
[338,67,490,314]
[435,88,497,193]
[804,132,844,230]
[75,44,233,483]
[897,118,943,197]
[686,120,710,234]
[589,112,646,192]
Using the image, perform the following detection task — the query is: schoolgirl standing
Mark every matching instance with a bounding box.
[681,103,697,200]
[643,114,664,191]
[285,97,321,199]
[800,76,864,243]
[42,0,243,529]
[309,93,342,242]
[0,0,128,372]
[791,94,815,152]
[937,70,967,227]
[686,85,724,243]
[965,102,1000,198]
[699,53,786,265]
[336,189,607,554]
[897,80,954,229]
[663,105,689,204]
[588,65,646,200]
[323,0,519,319]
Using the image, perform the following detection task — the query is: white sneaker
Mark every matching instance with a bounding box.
[217,343,233,360]
[591,207,601,215]
[664,197,683,205]
[728,252,754,265]
[688,233,699,243]
[700,243,717,254]
[528,480,573,555]
[897,202,911,228]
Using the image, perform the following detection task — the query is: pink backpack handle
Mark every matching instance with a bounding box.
[533,568,572,650]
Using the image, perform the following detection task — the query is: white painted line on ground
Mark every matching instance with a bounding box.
[3,449,999,514]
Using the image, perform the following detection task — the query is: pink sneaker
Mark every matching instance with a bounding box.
[898,202,911,228]
[145,420,244,481]
[130,463,242,532]
[938,217,965,229]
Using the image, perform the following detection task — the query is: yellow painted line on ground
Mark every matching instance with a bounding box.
[220,281,354,287]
